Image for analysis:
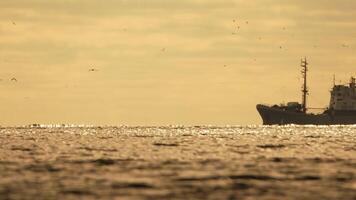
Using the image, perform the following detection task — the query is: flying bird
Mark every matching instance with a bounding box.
[342,44,349,48]
[11,78,17,82]
[88,68,98,72]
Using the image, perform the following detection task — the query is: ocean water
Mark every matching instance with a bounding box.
[0,125,355,200]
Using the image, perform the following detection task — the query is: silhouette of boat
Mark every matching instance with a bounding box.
[257,58,356,125]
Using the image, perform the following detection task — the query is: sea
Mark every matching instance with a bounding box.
[0,125,355,200]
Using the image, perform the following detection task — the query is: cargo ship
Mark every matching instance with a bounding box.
[256,58,356,125]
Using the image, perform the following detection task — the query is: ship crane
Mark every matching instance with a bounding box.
[301,58,308,113]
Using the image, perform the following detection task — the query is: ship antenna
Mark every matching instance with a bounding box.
[333,74,336,86]
[301,57,308,113]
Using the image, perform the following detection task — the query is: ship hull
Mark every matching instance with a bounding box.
[256,104,356,125]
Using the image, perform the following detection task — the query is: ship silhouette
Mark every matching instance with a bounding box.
[257,58,356,125]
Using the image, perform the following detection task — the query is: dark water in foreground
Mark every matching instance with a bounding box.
[0,126,355,200]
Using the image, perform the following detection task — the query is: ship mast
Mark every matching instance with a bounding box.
[301,57,308,113]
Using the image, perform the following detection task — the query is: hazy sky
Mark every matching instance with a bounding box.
[1,0,356,126]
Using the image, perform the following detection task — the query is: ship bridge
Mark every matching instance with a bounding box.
[329,77,356,111]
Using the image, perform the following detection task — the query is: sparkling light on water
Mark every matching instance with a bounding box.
[0,126,355,199]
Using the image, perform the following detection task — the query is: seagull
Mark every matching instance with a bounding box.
[342,44,349,48]
[11,78,17,82]
[88,68,98,72]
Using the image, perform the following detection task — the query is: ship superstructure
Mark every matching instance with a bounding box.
[256,59,356,125]
[329,77,356,111]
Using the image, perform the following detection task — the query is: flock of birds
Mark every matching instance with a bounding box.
[230,19,351,51]
[3,19,353,81]
[231,19,248,35]
[227,19,352,66]
[1,69,98,84]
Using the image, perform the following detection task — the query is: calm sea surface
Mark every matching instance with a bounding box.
[0,126,355,200]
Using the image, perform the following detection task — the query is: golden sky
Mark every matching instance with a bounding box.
[1,0,356,125]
